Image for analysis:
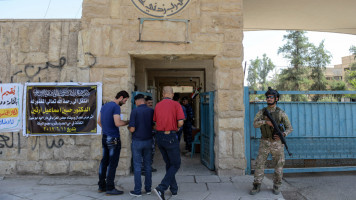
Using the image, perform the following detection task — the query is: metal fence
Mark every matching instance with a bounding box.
[244,87,356,174]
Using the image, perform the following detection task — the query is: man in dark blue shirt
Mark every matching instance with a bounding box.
[145,96,157,173]
[97,91,129,196]
[173,93,186,142]
[182,96,194,154]
[129,94,154,197]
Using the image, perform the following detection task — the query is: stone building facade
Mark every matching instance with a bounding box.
[326,55,356,81]
[0,0,246,176]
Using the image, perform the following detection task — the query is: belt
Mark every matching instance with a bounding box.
[157,131,177,134]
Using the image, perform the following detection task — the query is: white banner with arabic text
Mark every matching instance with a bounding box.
[0,83,23,132]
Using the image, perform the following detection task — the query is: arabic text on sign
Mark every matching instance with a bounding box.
[30,98,89,105]
[0,108,19,118]
[43,126,77,133]
[31,106,91,115]
[33,89,90,97]
[37,121,85,127]
[0,118,15,125]
[0,97,18,106]
[0,86,16,100]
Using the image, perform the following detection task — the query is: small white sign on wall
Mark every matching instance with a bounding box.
[0,83,23,133]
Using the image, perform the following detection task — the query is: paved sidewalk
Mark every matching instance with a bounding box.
[0,154,284,200]
[0,175,284,200]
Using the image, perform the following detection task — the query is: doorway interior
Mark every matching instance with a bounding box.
[132,55,215,171]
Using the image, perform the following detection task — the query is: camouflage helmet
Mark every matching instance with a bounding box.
[265,87,280,100]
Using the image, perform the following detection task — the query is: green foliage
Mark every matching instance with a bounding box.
[275,31,338,102]
[350,45,356,70]
[277,31,313,101]
[345,43,356,92]
[329,80,347,100]
[276,67,310,101]
[247,54,275,91]
[309,40,331,101]
[329,79,347,90]
[350,45,356,56]
[278,31,312,68]
[345,70,356,88]
[247,59,258,90]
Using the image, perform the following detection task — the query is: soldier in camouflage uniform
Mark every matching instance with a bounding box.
[250,87,293,195]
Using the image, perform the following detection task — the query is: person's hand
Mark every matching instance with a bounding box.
[266,120,273,127]
[273,134,280,140]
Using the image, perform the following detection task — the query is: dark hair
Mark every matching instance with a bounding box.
[134,94,145,101]
[115,90,129,99]
[173,93,180,101]
[145,96,153,101]
[182,96,189,101]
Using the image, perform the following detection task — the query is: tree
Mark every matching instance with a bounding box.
[309,40,332,101]
[278,31,312,69]
[277,31,313,101]
[350,45,356,56]
[349,45,356,69]
[329,80,347,100]
[247,54,275,91]
[346,45,356,89]
[342,45,356,99]
[247,59,259,90]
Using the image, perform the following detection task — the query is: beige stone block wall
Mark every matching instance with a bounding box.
[0,20,101,176]
[0,0,246,176]
[80,0,246,175]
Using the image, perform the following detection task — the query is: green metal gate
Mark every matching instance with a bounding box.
[244,87,356,174]
[200,91,215,170]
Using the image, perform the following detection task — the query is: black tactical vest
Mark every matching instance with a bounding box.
[260,107,282,139]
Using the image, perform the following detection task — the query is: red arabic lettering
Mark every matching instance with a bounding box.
[1,87,16,100]
[0,108,19,118]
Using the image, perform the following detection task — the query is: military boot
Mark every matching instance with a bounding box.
[272,185,280,195]
[249,183,261,195]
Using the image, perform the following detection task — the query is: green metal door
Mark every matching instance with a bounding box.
[200,92,215,170]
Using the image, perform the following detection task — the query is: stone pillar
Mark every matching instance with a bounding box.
[81,0,246,176]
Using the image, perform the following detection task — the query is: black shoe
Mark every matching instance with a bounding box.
[171,191,177,197]
[106,188,124,195]
[153,187,165,200]
[250,183,261,195]
[151,167,157,172]
[273,185,281,195]
[98,187,106,193]
[130,190,142,197]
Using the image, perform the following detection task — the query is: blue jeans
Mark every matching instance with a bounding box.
[98,134,121,191]
[156,131,181,193]
[132,139,153,194]
[183,122,193,151]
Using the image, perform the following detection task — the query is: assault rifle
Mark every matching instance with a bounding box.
[263,109,292,156]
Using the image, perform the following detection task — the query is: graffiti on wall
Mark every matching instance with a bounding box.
[0,53,98,155]
[0,133,17,155]
[9,57,66,83]
[9,52,96,83]
[30,136,64,150]
[0,133,64,155]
